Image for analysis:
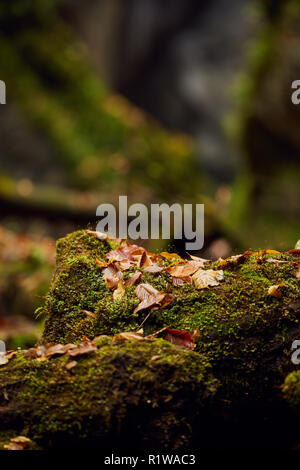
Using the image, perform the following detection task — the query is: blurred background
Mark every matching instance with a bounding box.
[0,0,299,347]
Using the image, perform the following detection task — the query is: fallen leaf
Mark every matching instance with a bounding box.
[81,309,96,319]
[134,283,173,314]
[45,343,76,358]
[192,268,224,289]
[165,262,200,277]
[68,342,97,357]
[218,253,246,268]
[289,249,300,255]
[172,276,192,286]
[143,263,164,273]
[138,251,153,268]
[66,360,77,370]
[95,258,108,268]
[188,254,208,267]
[4,436,32,451]
[102,264,123,288]
[124,271,142,287]
[268,284,285,298]
[24,345,47,359]
[163,328,199,350]
[160,252,183,262]
[113,281,125,301]
[113,331,145,342]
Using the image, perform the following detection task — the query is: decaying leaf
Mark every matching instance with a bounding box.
[45,343,76,358]
[268,284,285,298]
[134,283,173,314]
[163,328,200,350]
[160,252,183,262]
[95,258,108,268]
[113,330,145,342]
[166,262,200,278]
[218,253,246,268]
[124,271,143,287]
[102,264,123,288]
[24,345,47,359]
[143,263,164,273]
[192,268,224,289]
[4,436,32,451]
[81,309,96,319]
[188,254,208,267]
[172,276,193,286]
[113,281,125,301]
[66,360,77,370]
[68,342,97,357]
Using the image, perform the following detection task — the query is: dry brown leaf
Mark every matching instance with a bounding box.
[68,342,97,357]
[188,254,208,267]
[192,268,224,289]
[137,251,153,269]
[24,345,47,359]
[113,330,145,342]
[81,309,96,319]
[95,258,108,268]
[160,252,183,262]
[113,281,125,301]
[143,263,164,273]
[218,254,246,268]
[172,276,193,286]
[4,436,32,451]
[268,284,285,298]
[124,271,142,287]
[45,343,76,358]
[163,328,200,350]
[102,264,123,288]
[134,283,173,314]
[66,360,77,370]
[166,262,200,277]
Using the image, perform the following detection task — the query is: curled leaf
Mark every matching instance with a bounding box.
[102,264,123,288]
[163,328,200,350]
[68,342,97,357]
[4,436,32,451]
[268,284,285,298]
[134,283,173,314]
[113,330,145,342]
[124,271,142,287]
[192,268,224,289]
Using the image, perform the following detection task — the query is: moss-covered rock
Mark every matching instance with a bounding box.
[41,230,300,407]
[0,338,218,450]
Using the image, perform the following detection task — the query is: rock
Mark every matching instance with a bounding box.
[1,229,300,449]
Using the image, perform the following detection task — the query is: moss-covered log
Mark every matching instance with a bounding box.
[1,229,300,449]
[0,338,219,450]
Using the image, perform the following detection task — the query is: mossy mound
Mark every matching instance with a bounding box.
[0,338,217,450]
[42,230,300,406]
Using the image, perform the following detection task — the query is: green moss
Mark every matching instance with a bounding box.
[282,371,300,409]
[0,339,218,450]
[40,230,300,405]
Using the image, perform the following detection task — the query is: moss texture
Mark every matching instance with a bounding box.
[0,338,217,450]
[42,231,300,404]
[1,229,300,450]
